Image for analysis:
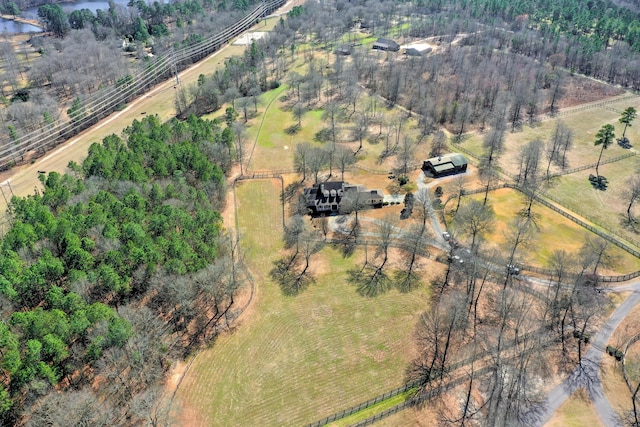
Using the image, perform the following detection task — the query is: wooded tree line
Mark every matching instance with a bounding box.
[279,0,640,116]
[409,0,640,88]
[175,5,307,119]
[4,0,640,151]
[0,0,261,146]
[0,114,243,425]
[405,195,612,425]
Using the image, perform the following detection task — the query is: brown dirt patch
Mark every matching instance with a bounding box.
[557,76,625,110]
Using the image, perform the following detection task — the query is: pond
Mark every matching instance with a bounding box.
[27,0,131,16]
[0,18,42,34]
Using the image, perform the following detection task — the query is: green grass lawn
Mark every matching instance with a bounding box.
[172,46,640,427]
[456,188,640,273]
[328,389,414,427]
[453,94,640,257]
[247,88,327,171]
[174,180,431,426]
[459,106,629,175]
[544,156,640,248]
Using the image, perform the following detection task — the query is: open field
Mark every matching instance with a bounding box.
[172,63,640,424]
[544,163,640,247]
[4,5,640,424]
[174,179,432,426]
[455,93,640,250]
[247,89,325,171]
[460,97,640,176]
[452,188,640,273]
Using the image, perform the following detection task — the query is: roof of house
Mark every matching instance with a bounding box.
[425,153,468,168]
[373,38,399,48]
[304,182,344,197]
[304,182,383,205]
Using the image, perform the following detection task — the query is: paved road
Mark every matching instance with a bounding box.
[413,166,639,426]
[533,286,640,426]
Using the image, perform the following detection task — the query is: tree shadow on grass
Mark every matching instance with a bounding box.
[285,124,301,135]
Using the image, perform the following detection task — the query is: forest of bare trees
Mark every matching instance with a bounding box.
[406,210,611,425]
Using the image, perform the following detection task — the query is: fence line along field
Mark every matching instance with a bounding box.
[450,188,640,273]
[173,179,433,426]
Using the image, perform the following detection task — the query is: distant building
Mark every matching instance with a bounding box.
[404,43,432,56]
[334,45,352,55]
[372,37,400,52]
[422,153,468,177]
[303,181,383,215]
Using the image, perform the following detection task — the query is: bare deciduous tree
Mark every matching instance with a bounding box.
[453,198,495,252]
[624,174,640,225]
[395,223,430,293]
[429,130,446,158]
[334,145,355,181]
[294,142,312,182]
[350,215,397,297]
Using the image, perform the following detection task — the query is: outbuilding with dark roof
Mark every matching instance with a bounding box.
[422,153,468,177]
[372,37,400,52]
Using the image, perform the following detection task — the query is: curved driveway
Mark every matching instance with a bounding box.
[414,170,639,426]
[534,286,640,426]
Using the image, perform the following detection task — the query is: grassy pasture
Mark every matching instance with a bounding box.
[327,390,412,427]
[459,105,630,177]
[452,188,640,273]
[249,97,326,171]
[174,179,431,426]
[454,94,640,256]
[544,159,640,245]
[174,37,640,426]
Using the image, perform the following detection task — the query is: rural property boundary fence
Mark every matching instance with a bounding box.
[547,151,637,179]
[0,0,286,170]
[304,381,420,427]
[336,333,564,426]
[549,93,638,118]
[461,183,640,281]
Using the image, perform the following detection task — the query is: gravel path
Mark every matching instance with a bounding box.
[533,286,640,426]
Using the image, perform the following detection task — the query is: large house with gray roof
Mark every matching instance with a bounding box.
[303,182,383,215]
